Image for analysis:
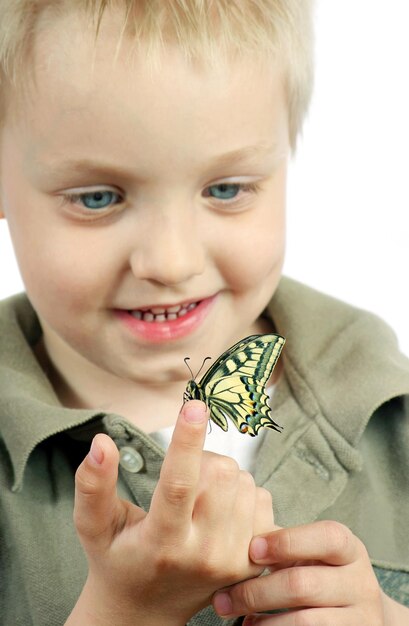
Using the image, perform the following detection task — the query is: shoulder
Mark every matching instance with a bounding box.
[0,293,43,377]
[0,293,45,490]
[268,276,402,361]
[0,292,37,328]
[267,277,409,434]
[0,292,41,341]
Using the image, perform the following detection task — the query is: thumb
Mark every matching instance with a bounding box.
[73,433,138,552]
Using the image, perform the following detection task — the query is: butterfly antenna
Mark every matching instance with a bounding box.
[195,356,212,380]
[184,357,194,379]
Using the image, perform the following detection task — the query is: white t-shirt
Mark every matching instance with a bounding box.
[150,386,275,473]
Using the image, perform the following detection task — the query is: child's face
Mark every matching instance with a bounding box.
[0,8,289,387]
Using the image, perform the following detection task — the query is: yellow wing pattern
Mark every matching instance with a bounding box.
[185,334,285,437]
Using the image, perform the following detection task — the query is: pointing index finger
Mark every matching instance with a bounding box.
[148,400,208,539]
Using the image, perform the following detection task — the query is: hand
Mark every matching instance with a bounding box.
[213,520,395,625]
[67,400,275,626]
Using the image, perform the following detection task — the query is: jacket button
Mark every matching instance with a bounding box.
[119,446,144,473]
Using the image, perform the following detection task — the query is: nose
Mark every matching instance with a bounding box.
[130,207,206,286]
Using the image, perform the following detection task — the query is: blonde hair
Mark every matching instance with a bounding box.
[0,0,314,150]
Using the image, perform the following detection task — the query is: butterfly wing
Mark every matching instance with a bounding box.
[197,334,285,437]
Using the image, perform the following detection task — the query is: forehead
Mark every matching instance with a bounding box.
[28,4,286,104]
[6,5,289,176]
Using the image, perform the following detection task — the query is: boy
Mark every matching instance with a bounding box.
[0,0,408,624]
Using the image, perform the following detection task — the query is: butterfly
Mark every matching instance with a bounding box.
[183,333,285,437]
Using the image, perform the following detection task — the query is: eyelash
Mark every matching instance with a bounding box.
[61,190,122,212]
[61,182,262,213]
[203,182,262,204]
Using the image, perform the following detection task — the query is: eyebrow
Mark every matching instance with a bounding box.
[206,143,279,168]
[37,144,278,181]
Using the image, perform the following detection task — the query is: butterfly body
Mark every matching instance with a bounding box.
[183,334,285,437]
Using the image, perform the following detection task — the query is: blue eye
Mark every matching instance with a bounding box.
[207,184,240,200]
[78,191,120,210]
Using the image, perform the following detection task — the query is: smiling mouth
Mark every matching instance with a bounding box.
[127,301,200,322]
[117,296,216,342]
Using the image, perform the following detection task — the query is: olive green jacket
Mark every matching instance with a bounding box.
[1,277,408,625]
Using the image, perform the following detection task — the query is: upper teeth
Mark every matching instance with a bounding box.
[130,302,198,322]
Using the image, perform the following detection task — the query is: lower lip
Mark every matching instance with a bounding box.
[114,296,217,343]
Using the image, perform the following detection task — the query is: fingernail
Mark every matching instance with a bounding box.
[89,437,104,465]
[243,617,257,626]
[183,402,207,424]
[213,592,233,617]
[251,537,268,561]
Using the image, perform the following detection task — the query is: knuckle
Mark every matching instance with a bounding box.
[213,455,240,483]
[232,581,258,613]
[285,567,318,604]
[239,470,256,490]
[75,465,99,496]
[161,478,193,505]
[321,519,353,555]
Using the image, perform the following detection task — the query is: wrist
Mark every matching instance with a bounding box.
[65,575,183,626]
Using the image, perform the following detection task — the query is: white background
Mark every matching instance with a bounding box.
[285,0,409,354]
[1,0,409,353]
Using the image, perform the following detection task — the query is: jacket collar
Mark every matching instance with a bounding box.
[0,293,105,491]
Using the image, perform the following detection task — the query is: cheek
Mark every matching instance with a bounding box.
[219,160,288,291]
[20,233,118,356]
[219,208,285,291]
[7,210,117,315]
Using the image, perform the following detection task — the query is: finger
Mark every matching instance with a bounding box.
[194,453,241,531]
[194,462,264,579]
[148,400,208,539]
[74,433,141,552]
[242,607,352,625]
[213,563,356,617]
[249,520,363,566]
